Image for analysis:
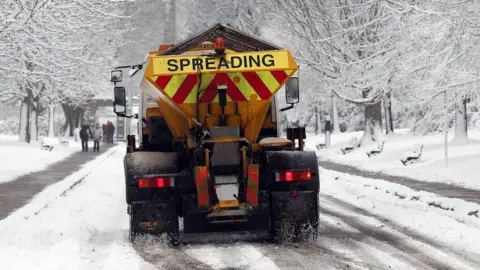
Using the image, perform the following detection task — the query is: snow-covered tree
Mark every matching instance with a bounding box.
[0,0,130,140]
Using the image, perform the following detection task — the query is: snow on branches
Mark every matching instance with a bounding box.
[0,0,131,141]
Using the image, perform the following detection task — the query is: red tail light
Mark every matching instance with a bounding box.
[275,170,312,182]
[138,177,174,188]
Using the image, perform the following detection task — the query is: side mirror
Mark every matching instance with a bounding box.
[285,77,299,104]
[113,86,127,114]
[111,70,123,83]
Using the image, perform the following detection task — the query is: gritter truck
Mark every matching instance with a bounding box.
[110,24,319,245]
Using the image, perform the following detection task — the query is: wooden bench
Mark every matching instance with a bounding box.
[340,137,357,154]
[40,143,54,151]
[400,144,423,166]
[366,141,385,158]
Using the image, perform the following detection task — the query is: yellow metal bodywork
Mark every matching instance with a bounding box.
[140,46,298,144]
[219,200,240,208]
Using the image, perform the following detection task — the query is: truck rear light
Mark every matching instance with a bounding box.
[138,177,174,188]
[275,170,312,182]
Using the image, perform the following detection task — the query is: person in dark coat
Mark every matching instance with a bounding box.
[79,124,91,152]
[107,121,115,143]
[102,124,108,143]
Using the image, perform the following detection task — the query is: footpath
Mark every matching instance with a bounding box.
[319,159,480,205]
[0,144,115,220]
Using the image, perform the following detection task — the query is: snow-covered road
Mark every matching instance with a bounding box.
[1,145,479,270]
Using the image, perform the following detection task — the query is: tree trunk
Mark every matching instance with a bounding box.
[383,92,394,134]
[453,97,468,143]
[30,106,38,141]
[19,100,30,143]
[388,95,394,132]
[69,108,75,137]
[361,90,382,146]
[61,103,86,137]
[331,94,340,133]
[61,103,70,135]
[315,106,319,134]
[48,106,55,137]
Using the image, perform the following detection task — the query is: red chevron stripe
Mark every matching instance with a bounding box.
[242,72,271,99]
[217,73,247,102]
[195,167,209,208]
[247,186,258,206]
[199,76,219,103]
[199,73,247,103]
[198,191,209,207]
[172,74,197,103]
[155,75,172,89]
[271,70,289,84]
[247,165,259,206]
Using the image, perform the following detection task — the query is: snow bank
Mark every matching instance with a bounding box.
[309,129,480,190]
[0,136,77,184]
[0,145,155,270]
[321,169,480,254]
[322,169,480,225]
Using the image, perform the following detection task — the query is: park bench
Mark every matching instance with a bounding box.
[366,141,385,158]
[340,137,357,154]
[400,144,423,166]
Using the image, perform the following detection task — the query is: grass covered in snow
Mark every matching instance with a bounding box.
[307,129,480,190]
[0,135,84,184]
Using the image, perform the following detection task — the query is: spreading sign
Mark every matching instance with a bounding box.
[149,50,297,76]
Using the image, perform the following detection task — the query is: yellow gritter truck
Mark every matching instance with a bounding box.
[110,24,319,245]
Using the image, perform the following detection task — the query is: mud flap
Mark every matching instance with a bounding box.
[129,200,179,244]
[270,191,319,242]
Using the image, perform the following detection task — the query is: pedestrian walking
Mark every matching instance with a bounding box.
[92,123,103,152]
[102,123,108,143]
[79,124,91,152]
[107,121,115,143]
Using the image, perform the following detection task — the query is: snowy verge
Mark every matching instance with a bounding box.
[0,135,79,184]
[0,145,154,270]
[307,129,480,190]
[0,145,119,227]
[322,168,480,229]
[321,169,480,259]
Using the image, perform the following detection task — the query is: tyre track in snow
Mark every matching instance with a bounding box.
[131,192,480,270]
[317,194,480,270]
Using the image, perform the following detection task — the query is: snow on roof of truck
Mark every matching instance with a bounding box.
[160,23,282,56]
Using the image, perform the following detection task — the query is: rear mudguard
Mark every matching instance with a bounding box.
[129,200,178,235]
[270,190,319,228]
[264,150,320,228]
[263,150,320,191]
[124,151,179,204]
